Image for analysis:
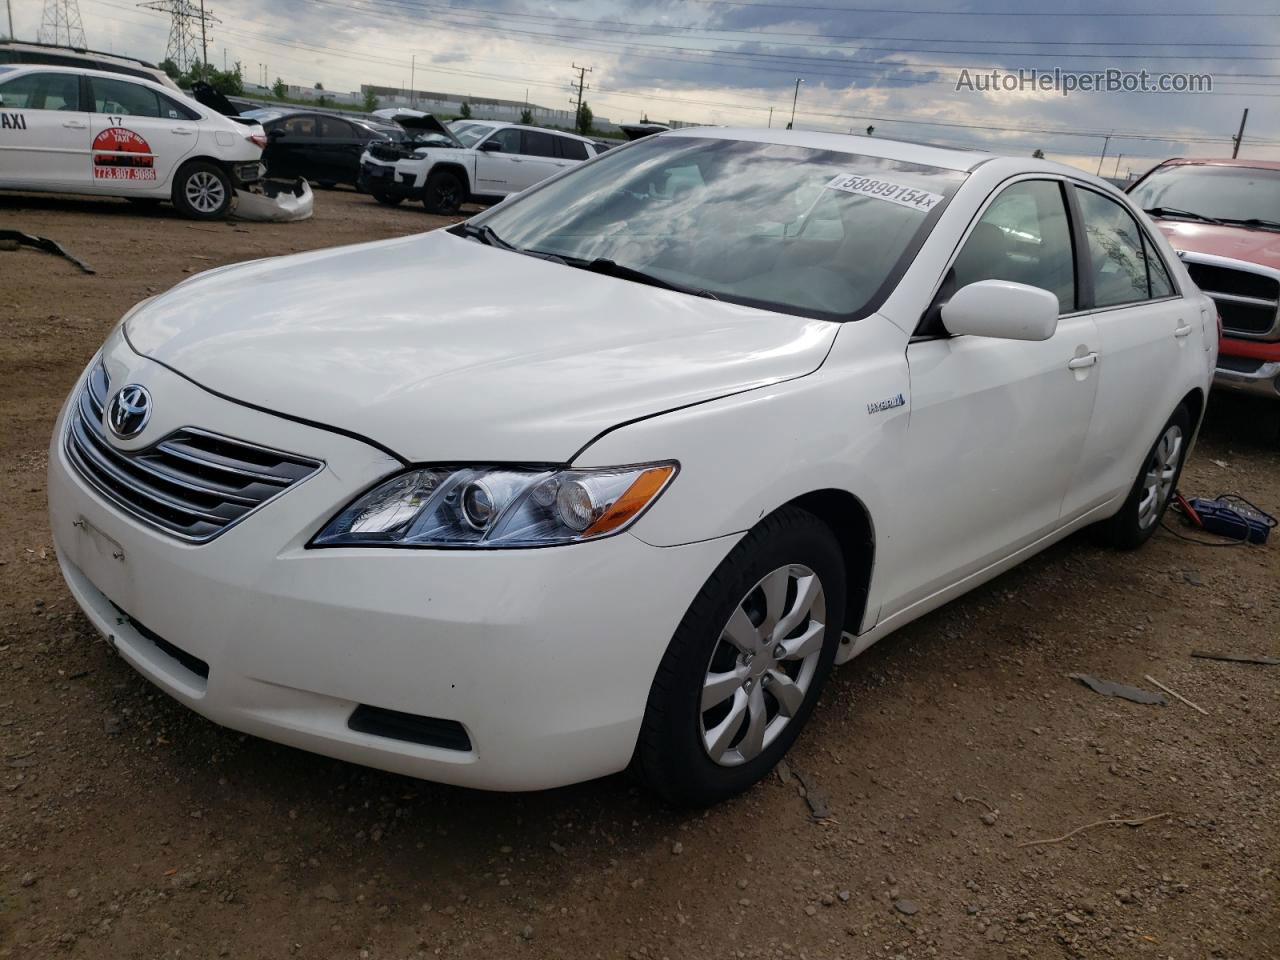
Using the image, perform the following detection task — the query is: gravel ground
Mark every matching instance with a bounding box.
[1,188,1278,960]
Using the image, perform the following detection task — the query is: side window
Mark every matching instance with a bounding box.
[1143,233,1175,298]
[319,116,354,139]
[485,127,521,153]
[158,94,200,121]
[91,77,162,117]
[555,136,589,161]
[520,130,556,158]
[281,115,316,137]
[1075,188,1154,307]
[0,71,81,111]
[951,180,1077,314]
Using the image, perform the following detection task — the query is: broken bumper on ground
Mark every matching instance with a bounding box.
[233,178,314,222]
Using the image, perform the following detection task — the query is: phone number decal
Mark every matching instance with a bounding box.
[825,174,943,212]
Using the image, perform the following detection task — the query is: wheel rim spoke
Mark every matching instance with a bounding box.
[704,690,748,762]
[766,670,805,717]
[758,567,790,637]
[722,605,760,655]
[737,685,768,761]
[772,571,819,641]
[779,620,825,661]
[702,666,748,712]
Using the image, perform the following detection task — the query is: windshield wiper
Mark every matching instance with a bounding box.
[1143,206,1224,225]
[563,257,720,300]
[1217,217,1280,232]
[456,223,566,263]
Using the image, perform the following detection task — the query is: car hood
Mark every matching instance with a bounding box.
[125,231,838,462]
[1153,220,1280,269]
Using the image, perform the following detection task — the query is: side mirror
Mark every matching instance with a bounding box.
[267,128,286,140]
[941,279,1060,341]
[479,140,503,152]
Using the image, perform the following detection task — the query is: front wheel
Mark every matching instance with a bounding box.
[172,161,233,220]
[372,191,403,207]
[1094,404,1192,549]
[423,170,463,215]
[632,506,847,807]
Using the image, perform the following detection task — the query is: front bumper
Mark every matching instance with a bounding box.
[49,344,735,790]
[1214,339,1280,399]
[358,160,420,199]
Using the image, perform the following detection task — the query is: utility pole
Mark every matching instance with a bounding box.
[1113,153,1123,178]
[767,106,773,127]
[1095,133,1111,176]
[6,0,14,40]
[1232,108,1249,159]
[410,55,416,107]
[570,63,592,133]
[198,0,207,68]
[787,77,803,129]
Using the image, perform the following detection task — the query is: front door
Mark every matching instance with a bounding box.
[0,70,91,188]
[473,127,524,195]
[884,179,1100,619]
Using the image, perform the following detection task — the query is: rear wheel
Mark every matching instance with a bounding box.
[172,161,233,220]
[423,170,464,215]
[633,506,846,807]
[1095,404,1191,549]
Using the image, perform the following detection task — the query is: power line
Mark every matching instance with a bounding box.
[674,0,1279,16]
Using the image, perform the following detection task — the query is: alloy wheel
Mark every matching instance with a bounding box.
[1137,423,1183,530]
[185,171,226,215]
[699,564,827,767]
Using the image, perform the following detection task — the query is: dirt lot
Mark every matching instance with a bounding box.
[1,188,1278,960]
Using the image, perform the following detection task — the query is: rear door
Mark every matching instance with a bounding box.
[318,115,362,184]
[1062,185,1192,516]
[553,133,590,172]
[516,129,564,188]
[87,75,198,192]
[0,70,91,188]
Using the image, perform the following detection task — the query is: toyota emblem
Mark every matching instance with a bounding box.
[107,384,153,440]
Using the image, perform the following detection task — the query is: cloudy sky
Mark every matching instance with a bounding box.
[12,0,1280,175]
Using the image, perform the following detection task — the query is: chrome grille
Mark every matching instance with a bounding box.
[1182,256,1280,340]
[65,362,323,542]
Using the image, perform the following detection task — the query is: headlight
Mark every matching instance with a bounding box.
[312,462,678,548]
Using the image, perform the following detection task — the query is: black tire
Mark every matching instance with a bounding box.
[372,192,403,207]
[632,506,847,807]
[1094,404,1192,550]
[316,180,336,189]
[423,169,464,215]
[171,160,233,220]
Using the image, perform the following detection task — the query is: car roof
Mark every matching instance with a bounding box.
[2,62,177,92]
[665,127,992,172]
[464,119,595,143]
[1153,157,1280,173]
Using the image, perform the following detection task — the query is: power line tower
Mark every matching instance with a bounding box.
[37,0,87,48]
[570,63,592,133]
[138,0,219,74]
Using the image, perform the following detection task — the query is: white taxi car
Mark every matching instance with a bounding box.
[48,129,1215,805]
[358,116,601,213]
[0,64,265,219]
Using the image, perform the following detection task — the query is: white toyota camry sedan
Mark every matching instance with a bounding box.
[48,129,1216,805]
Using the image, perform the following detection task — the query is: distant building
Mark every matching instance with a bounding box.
[360,85,614,131]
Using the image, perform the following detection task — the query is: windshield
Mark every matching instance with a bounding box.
[1130,164,1280,226]
[471,135,966,319]
[449,121,492,148]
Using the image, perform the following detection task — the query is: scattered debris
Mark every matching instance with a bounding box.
[775,759,793,785]
[1182,570,1204,587]
[954,792,997,813]
[1068,673,1166,705]
[1191,650,1280,666]
[893,899,920,916]
[1016,811,1171,849]
[0,230,95,274]
[314,884,342,902]
[1144,675,1210,716]
[793,769,834,821]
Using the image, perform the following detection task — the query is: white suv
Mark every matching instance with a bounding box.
[0,64,265,219]
[358,117,601,213]
[48,130,1215,805]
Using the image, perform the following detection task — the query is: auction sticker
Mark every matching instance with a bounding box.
[92,127,157,181]
[825,173,943,212]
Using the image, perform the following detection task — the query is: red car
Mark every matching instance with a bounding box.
[1128,158,1280,400]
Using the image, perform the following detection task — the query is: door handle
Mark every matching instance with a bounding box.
[171,127,196,135]
[1174,322,1194,338]
[1067,352,1099,370]
[62,120,87,129]
[508,157,523,162]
